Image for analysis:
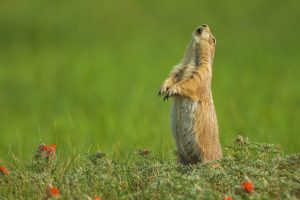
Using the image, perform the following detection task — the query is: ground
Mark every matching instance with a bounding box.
[1,136,299,199]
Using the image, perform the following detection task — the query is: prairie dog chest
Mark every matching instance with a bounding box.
[171,97,198,125]
[171,97,200,158]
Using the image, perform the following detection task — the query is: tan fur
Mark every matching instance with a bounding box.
[159,25,222,164]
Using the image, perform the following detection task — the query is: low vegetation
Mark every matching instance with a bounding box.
[0,136,299,199]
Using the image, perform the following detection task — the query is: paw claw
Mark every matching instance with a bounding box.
[158,87,168,98]
[163,86,178,100]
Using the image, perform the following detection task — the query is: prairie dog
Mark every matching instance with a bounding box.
[158,24,222,164]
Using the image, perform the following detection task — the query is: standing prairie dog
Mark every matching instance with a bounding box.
[158,24,222,164]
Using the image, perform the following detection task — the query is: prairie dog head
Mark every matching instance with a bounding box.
[182,24,216,67]
[193,24,216,46]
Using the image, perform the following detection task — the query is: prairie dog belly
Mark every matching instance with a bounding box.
[171,97,201,163]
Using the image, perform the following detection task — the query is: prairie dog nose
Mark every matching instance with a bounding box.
[195,27,204,34]
[195,24,209,34]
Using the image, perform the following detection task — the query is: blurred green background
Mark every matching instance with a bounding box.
[0,0,299,161]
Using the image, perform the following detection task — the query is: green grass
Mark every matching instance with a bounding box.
[1,137,299,199]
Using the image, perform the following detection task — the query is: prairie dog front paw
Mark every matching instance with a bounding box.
[158,78,175,96]
[163,85,180,101]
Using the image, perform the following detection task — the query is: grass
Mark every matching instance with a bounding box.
[1,136,299,199]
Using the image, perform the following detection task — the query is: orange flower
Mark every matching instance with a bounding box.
[38,144,57,160]
[223,196,233,200]
[0,165,9,175]
[50,187,59,197]
[242,181,254,193]
[42,145,49,151]
[143,149,150,155]
[39,144,56,153]
[94,195,101,200]
[48,144,56,153]
[137,149,151,156]
[46,184,61,198]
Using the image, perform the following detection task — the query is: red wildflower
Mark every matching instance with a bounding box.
[142,149,150,155]
[0,165,9,175]
[42,145,49,151]
[46,144,56,159]
[46,184,61,198]
[223,196,233,200]
[39,144,56,153]
[48,144,56,153]
[51,187,59,197]
[242,180,254,193]
[37,144,57,160]
[94,195,102,200]
[137,149,151,156]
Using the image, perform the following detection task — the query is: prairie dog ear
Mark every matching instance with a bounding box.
[212,36,216,44]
